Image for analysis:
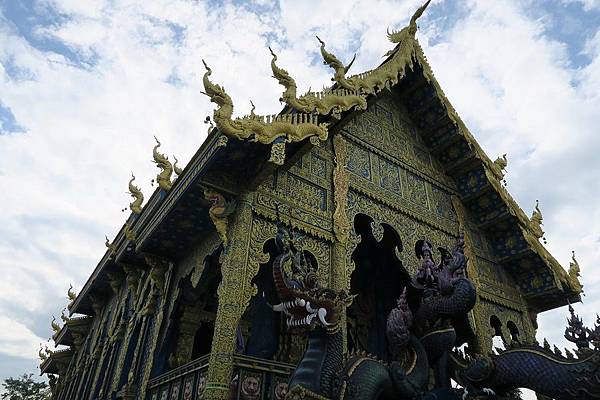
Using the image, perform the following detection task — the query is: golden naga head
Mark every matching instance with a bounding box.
[201,60,232,108]
[152,136,169,165]
[387,0,431,43]
[51,316,60,333]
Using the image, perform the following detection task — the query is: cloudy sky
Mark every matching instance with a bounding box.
[1,0,599,396]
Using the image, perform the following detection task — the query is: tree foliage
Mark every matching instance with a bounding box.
[1,374,50,400]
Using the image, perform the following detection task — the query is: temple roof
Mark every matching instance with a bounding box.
[67,1,581,318]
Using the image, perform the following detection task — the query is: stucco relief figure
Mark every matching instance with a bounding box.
[240,375,261,400]
[196,374,207,399]
[274,381,288,400]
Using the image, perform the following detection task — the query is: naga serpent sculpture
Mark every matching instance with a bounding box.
[269,46,367,120]
[269,225,600,400]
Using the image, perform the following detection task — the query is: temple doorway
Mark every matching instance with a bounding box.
[346,214,410,360]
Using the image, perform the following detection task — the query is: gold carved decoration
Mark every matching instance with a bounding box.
[38,344,47,362]
[529,199,544,240]
[332,135,351,243]
[105,235,117,257]
[60,308,69,323]
[51,316,61,334]
[127,173,144,214]
[205,200,278,400]
[319,1,430,95]
[201,60,328,146]
[67,284,77,305]
[204,188,237,246]
[152,136,173,191]
[491,154,507,181]
[269,141,287,165]
[269,47,366,120]
[124,222,136,242]
[144,254,170,293]
[568,251,583,293]
[173,155,183,176]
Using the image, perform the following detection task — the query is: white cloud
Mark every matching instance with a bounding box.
[0,0,599,387]
[0,316,45,359]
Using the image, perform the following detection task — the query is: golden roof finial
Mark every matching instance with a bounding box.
[67,284,76,302]
[491,153,508,181]
[127,173,144,214]
[38,344,47,362]
[152,136,173,191]
[60,308,69,323]
[105,235,117,255]
[529,200,545,240]
[387,0,431,43]
[202,58,328,147]
[173,156,183,176]
[51,316,60,334]
[569,250,583,293]
[316,36,356,91]
[124,222,136,242]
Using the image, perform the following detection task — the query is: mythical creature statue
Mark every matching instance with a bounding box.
[270,226,474,400]
[271,225,599,400]
[152,137,173,191]
[269,47,367,119]
[201,60,328,146]
[453,304,600,399]
[203,188,236,245]
[318,1,430,96]
[39,344,47,362]
[127,173,144,214]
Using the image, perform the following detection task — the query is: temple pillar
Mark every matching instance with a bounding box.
[204,194,269,400]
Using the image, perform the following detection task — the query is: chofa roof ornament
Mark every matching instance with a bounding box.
[201,59,328,165]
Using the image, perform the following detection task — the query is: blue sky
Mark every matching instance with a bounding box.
[1,1,599,397]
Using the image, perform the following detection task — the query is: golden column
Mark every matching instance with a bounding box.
[204,193,259,400]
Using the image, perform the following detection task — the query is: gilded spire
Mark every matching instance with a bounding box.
[127,173,144,214]
[173,156,183,176]
[152,137,173,191]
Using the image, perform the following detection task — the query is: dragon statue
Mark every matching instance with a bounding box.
[318,1,430,96]
[203,188,236,246]
[452,303,600,399]
[127,173,144,214]
[269,47,367,119]
[201,60,328,146]
[51,316,61,335]
[152,136,173,191]
[270,225,600,400]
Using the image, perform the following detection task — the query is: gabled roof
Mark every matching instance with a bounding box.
[68,1,581,318]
